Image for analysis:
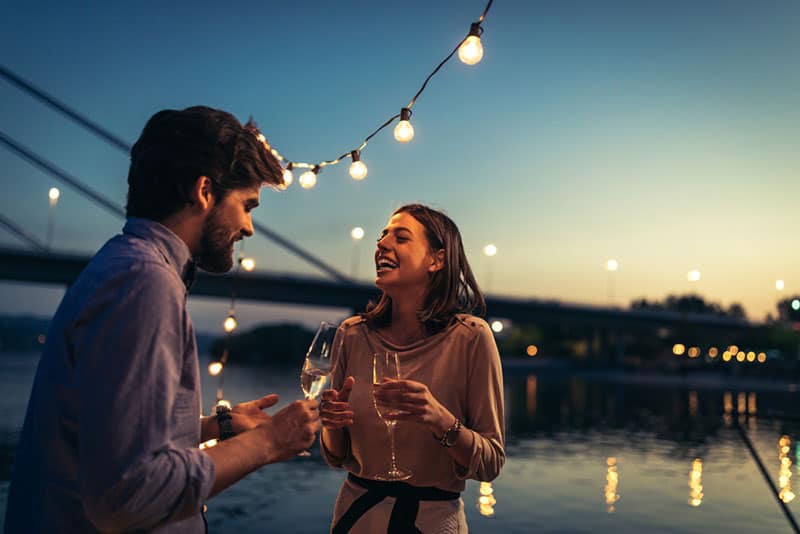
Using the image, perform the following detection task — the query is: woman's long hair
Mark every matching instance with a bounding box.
[362,204,486,332]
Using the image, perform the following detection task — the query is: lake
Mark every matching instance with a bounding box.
[2,351,799,533]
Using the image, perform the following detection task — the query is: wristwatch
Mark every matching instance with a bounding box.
[436,418,462,448]
[215,404,236,441]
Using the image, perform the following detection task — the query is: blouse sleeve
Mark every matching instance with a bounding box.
[320,322,353,467]
[455,322,506,482]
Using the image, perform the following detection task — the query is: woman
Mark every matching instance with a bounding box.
[320,204,505,533]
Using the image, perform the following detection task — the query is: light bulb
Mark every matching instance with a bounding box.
[349,150,368,180]
[282,164,294,189]
[48,187,61,201]
[223,315,237,333]
[240,257,255,271]
[483,244,497,257]
[394,108,414,143]
[299,166,319,189]
[458,23,484,65]
[606,259,618,271]
[208,362,223,376]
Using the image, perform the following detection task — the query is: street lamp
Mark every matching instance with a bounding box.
[350,227,364,278]
[483,244,497,293]
[606,259,618,305]
[46,187,60,250]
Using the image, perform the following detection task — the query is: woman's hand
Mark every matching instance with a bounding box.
[373,379,453,435]
[320,376,355,430]
[230,394,280,434]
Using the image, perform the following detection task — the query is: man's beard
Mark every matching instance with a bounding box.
[196,208,236,273]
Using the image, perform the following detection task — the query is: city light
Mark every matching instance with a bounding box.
[688,347,700,358]
[688,458,704,507]
[758,352,767,363]
[673,344,686,356]
[526,345,538,357]
[605,457,620,513]
[722,351,732,362]
[792,299,800,311]
[491,320,504,333]
[708,347,719,358]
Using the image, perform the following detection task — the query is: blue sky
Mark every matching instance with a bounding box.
[1,0,798,330]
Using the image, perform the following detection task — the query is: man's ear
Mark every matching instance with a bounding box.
[428,249,446,273]
[188,176,215,213]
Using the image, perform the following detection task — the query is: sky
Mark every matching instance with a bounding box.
[1,0,798,332]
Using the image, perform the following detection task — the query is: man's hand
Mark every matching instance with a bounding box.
[261,399,321,462]
[320,376,355,430]
[230,394,279,434]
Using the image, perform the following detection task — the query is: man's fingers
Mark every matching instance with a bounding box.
[255,394,280,409]
[338,376,355,402]
[321,389,339,401]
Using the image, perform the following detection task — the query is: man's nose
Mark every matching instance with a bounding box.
[242,216,254,238]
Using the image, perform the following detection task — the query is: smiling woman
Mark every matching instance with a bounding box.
[319,204,505,533]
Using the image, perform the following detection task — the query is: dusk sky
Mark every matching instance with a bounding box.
[1,0,798,332]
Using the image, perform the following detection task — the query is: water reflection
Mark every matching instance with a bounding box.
[779,435,795,503]
[477,481,497,517]
[605,457,620,513]
[688,458,703,507]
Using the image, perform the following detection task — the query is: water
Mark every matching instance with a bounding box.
[2,351,800,533]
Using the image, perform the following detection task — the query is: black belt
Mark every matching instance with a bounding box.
[332,473,460,534]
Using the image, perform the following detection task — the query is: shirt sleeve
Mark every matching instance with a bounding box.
[320,322,353,467]
[455,321,506,482]
[72,264,215,532]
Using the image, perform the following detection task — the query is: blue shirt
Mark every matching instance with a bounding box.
[5,218,215,533]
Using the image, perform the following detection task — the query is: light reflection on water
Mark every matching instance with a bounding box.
[2,352,800,532]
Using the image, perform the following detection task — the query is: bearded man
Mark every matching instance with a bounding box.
[4,106,320,533]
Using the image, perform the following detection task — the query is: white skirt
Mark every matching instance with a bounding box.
[330,476,468,534]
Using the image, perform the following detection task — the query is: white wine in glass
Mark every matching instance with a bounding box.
[297,321,336,456]
[372,351,412,481]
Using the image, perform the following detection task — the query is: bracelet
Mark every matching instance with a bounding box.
[434,418,462,448]
[215,405,236,441]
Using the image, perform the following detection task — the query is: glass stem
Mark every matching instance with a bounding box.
[387,422,398,473]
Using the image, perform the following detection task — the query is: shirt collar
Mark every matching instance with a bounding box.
[123,217,196,290]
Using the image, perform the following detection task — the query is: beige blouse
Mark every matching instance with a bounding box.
[322,314,505,493]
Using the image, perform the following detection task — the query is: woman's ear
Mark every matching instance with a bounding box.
[428,248,446,273]
[188,176,215,213]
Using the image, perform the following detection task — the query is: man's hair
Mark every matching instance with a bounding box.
[126,106,284,220]
[362,203,486,332]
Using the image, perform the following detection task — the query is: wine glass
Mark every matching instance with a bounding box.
[298,321,337,456]
[372,351,412,481]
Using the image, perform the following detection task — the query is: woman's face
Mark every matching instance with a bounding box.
[374,211,441,294]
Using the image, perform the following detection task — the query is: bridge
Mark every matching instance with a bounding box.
[0,65,758,369]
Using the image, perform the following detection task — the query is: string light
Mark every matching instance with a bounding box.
[223,314,238,333]
[299,166,319,189]
[348,150,368,180]
[393,108,415,143]
[253,0,493,188]
[208,361,223,376]
[282,163,294,189]
[240,257,256,271]
[458,23,484,65]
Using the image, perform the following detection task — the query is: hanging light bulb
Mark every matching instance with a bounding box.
[223,315,238,333]
[458,23,484,65]
[240,257,255,271]
[393,108,414,143]
[349,150,368,180]
[281,163,294,189]
[208,361,223,376]
[299,165,319,189]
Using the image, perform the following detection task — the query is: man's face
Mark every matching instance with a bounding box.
[196,185,260,273]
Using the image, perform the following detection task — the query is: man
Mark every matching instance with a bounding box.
[4,106,320,533]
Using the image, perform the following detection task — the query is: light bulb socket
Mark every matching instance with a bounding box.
[312,165,321,174]
[350,150,361,162]
[400,107,412,121]
[468,22,483,37]
[286,162,294,171]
